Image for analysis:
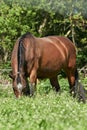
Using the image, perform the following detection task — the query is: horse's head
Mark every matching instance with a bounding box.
[10,32,34,97]
[9,71,28,98]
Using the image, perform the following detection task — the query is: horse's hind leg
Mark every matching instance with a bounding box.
[73,69,86,102]
[66,67,76,95]
[66,68,86,102]
[50,76,60,92]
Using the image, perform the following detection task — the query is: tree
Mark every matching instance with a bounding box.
[0,0,87,68]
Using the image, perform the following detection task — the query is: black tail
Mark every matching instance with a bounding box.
[75,68,86,103]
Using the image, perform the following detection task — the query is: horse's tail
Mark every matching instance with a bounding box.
[75,68,86,103]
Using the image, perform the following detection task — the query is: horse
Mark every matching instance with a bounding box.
[9,32,86,102]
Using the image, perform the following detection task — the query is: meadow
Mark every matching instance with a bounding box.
[0,77,87,130]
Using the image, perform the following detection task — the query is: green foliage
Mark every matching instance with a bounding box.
[0,78,87,130]
[0,0,87,67]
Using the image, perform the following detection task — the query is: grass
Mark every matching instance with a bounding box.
[0,78,87,130]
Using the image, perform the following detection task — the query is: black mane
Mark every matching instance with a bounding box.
[18,39,24,72]
[20,32,33,39]
[17,32,33,83]
[17,32,34,73]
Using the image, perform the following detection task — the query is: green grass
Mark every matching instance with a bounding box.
[0,78,87,130]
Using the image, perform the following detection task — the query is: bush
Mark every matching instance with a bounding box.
[0,0,87,68]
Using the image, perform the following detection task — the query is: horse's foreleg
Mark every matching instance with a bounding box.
[50,76,60,92]
[29,69,37,96]
[23,78,30,96]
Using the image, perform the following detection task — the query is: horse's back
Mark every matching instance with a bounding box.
[42,36,76,53]
[36,36,76,66]
[55,36,76,68]
[37,36,76,55]
[35,36,76,78]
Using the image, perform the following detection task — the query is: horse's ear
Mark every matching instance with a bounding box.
[9,71,14,79]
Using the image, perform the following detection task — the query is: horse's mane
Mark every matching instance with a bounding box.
[20,32,33,39]
[18,32,33,73]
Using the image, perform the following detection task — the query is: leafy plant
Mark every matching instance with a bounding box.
[0,78,87,130]
[0,0,87,67]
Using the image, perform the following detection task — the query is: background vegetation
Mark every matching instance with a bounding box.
[0,0,87,68]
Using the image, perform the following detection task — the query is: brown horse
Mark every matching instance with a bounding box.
[9,32,86,102]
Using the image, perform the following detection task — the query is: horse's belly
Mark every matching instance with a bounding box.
[37,70,59,79]
[37,59,64,78]
[40,53,65,72]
